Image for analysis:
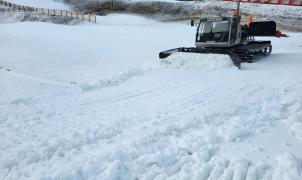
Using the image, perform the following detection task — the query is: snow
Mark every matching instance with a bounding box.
[80,68,147,92]
[205,1,302,18]
[65,0,302,23]
[1,11,302,180]
[4,0,69,10]
[162,52,235,71]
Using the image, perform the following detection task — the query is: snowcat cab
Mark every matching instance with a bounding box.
[159,0,288,69]
[196,16,241,48]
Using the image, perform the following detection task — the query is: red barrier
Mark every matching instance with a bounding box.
[222,0,302,6]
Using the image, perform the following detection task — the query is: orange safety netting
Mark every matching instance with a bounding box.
[222,0,302,6]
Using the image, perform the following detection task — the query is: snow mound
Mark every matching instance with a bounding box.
[162,52,234,71]
[274,153,302,180]
[282,94,302,142]
[81,68,145,91]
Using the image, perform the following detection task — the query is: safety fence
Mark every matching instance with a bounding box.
[222,0,302,6]
[0,0,96,23]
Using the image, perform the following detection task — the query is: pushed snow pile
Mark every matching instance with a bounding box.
[81,68,145,91]
[162,52,234,71]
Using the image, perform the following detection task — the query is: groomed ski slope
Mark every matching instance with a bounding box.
[1,14,302,180]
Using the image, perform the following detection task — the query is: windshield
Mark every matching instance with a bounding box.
[197,21,230,43]
[200,21,230,33]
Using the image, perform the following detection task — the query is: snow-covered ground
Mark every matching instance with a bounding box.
[65,0,302,22]
[1,8,302,180]
[4,0,69,10]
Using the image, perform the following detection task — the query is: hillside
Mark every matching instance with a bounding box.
[1,1,302,179]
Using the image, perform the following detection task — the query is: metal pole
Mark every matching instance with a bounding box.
[236,0,241,14]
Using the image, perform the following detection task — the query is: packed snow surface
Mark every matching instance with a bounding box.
[1,13,302,180]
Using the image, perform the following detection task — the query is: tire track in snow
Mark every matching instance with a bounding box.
[0,81,238,178]
[2,58,302,179]
[7,70,288,156]
[1,85,298,180]
[0,65,77,87]
[61,73,208,115]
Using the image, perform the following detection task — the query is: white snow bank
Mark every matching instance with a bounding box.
[162,52,234,71]
[96,13,157,25]
[0,13,24,24]
[0,12,79,24]
[5,0,69,10]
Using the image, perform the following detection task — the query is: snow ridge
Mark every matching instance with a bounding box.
[281,84,302,142]
[81,68,147,91]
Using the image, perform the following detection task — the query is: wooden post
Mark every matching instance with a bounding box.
[111,0,114,11]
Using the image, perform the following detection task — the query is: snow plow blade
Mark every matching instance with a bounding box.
[159,47,242,69]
